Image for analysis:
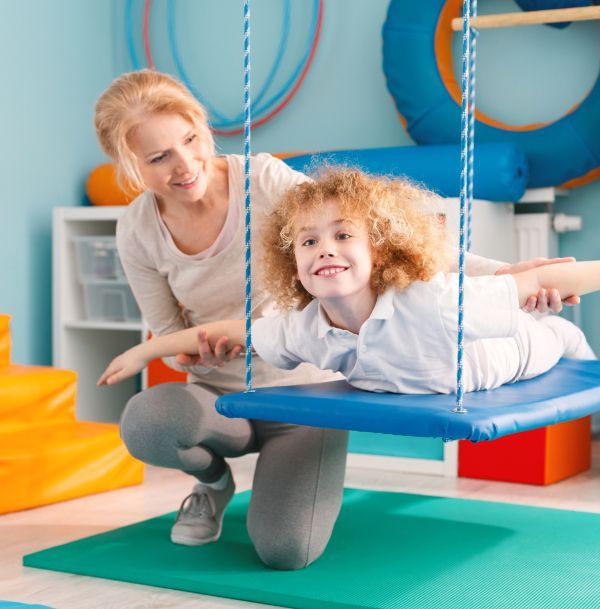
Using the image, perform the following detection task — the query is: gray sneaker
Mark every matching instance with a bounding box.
[170,469,235,546]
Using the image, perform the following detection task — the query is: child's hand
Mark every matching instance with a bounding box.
[97,349,148,386]
[495,257,581,313]
[175,329,243,369]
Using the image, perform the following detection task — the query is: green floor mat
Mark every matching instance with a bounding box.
[24,489,600,609]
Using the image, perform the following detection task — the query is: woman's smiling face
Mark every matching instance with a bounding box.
[128,112,214,205]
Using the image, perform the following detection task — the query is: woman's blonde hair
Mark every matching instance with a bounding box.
[261,168,452,310]
[94,70,214,192]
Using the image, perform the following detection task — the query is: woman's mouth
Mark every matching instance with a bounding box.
[173,172,199,189]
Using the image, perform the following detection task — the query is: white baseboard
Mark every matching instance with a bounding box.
[348,441,458,477]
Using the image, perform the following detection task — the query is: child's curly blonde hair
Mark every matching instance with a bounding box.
[261,168,453,310]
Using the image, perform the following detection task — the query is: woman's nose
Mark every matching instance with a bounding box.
[174,151,194,174]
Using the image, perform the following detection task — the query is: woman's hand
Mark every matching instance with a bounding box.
[175,329,244,369]
[97,347,149,386]
[495,257,581,313]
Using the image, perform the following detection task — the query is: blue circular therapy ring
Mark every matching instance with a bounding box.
[382,0,600,188]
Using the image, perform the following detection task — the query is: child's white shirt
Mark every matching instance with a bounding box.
[252,272,528,394]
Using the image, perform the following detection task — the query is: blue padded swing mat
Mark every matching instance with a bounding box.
[217,359,600,442]
[24,489,600,609]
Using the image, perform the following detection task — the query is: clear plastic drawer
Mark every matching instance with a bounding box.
[73,236,126,282]
[83,281,141,322]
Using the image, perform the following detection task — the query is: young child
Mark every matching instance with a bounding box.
[99,169,597,394]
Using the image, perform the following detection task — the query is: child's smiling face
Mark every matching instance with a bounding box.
[293,198,375,306]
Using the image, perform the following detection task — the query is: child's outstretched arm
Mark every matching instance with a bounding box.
[512,261,600,308]
[97,320,245,386]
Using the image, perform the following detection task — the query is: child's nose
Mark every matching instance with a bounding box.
[318,237,337,258]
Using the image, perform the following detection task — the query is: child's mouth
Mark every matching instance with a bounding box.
[314,266,349,277]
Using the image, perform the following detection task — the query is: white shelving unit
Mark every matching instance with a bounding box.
[53,206,147,423]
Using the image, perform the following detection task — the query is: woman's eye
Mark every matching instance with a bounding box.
[185,134,197,144]
[150,154,167,164]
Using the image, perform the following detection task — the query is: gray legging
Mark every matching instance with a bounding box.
[120,381,348,570]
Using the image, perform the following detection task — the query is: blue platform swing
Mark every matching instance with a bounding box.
[216,0,600,444]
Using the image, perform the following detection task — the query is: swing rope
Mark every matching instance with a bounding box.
[243,0,253,392]
[454,0,478,413]
[467,0,478,252]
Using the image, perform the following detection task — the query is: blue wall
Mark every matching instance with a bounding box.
[114,0,408,154]
[0,1,116,364]
[557,182,600,354]
[2,0,600,367]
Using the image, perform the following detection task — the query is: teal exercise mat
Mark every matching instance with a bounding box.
[24,490,600,609]
[0,601,52,609]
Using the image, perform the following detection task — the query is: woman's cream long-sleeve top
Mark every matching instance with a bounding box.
[116,153,504,393]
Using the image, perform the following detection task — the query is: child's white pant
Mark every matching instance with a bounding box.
[518,315,596,382]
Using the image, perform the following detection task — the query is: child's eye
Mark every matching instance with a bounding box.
[302,238,317,247]
[337,232,351,240]
[185,134,197,144]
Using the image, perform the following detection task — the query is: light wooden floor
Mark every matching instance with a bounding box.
[2,441,599,609]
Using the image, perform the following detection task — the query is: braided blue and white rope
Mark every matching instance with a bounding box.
[455,0,477,414]
[466,0,478,252]
[243,0,253,392]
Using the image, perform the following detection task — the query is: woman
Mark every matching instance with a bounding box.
[94,69,576,570]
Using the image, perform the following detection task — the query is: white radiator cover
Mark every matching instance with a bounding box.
[514,213,558,260]
[443,198,516,263]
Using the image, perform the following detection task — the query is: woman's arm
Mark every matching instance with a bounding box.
[463,252,505,276]
[117,209,242,373]
[116,214,196,372]
[495,257,580,312]
[463,253,580,312]
[511,261,600,308]
[98,320,245,386]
